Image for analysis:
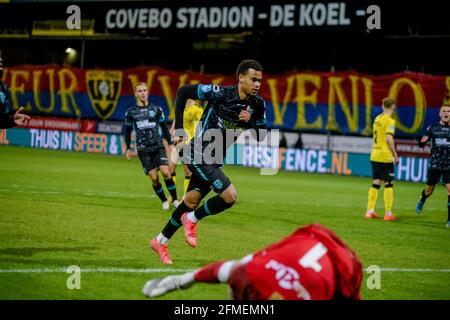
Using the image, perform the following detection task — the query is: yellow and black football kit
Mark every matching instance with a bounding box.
[367,113,396,214]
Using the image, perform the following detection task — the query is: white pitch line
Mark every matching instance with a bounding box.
[371,268,450,273]
[0,268,195,273]
[0,267,449,273]
[0,185,156,199]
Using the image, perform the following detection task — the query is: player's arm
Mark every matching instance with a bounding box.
[142,260,236,298]
[0,112,15,129]
[157,107,173,145]
[417,136,429,147]
[417,126,432,147]
[174,85,204,130]
[194,260,238,283]
[386,133,399,164]
[175,84,219,142]
[160,122,173,145]
[173,85,201,143]
[246,100,268,142]
[123,111,133,160]
[142,257,250,298]
[1,107,31,128]
[385,119,398,164]
[0,89,17,128]
[170,120,175,136]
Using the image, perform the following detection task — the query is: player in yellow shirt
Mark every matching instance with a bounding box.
[365,97,399,221]
[169,99,203,193]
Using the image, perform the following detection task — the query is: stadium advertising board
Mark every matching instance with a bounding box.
[2,65,448,137]
[19,115,123,134]
[299,134,373,154]
[96,121,124,134]
[1,128,428,183]
[395,138,431,158]
[241,145,428,183]
[0,127,134,155]
[24,116,80,131]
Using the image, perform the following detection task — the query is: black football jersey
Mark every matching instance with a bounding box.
[124,103,166,151]
[424,124,450,170]
[0,81,11,114]
[189,84,267,161]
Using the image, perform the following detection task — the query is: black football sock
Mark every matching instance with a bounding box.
[161,201,193,239]
[152,184,167,202]
[447,195,450,222]
[194,195,233,221]
[420,190,430,203]
[164,178,178,201]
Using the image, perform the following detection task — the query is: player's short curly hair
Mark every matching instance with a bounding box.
[236,59,263,80]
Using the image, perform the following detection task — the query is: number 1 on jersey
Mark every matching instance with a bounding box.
[299,243,328,272]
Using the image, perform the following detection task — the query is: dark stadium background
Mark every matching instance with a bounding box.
[0,0,449,75]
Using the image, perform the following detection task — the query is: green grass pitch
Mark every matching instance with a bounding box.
[0,145,449,300]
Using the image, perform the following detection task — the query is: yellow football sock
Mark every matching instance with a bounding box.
[384,187,394,213]
[367,187,379,211]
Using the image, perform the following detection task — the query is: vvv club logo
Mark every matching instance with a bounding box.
[86,71,123,119]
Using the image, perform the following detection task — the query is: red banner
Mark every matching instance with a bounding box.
[2,65,449,136]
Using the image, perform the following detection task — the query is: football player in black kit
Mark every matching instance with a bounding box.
[415,105,450,228]
[150,59,267,264]
[0,49,30,129]
[124,82,179,211]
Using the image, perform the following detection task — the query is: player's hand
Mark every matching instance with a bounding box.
[416,136,428,148]
[142,272,195,298]
[173,128,188,146]
[393,154,399,165]
[125,149,132,160]
[174,136,186,145]
[239,107,251,123]
[14,107,30,126]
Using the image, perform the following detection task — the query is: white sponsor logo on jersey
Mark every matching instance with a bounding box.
[265,259,311,299]
[435,138,450,146]
[136,119,156,129]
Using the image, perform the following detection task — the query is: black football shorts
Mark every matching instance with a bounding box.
[371,161,395,181]
[426,168,450,185]
[138,147,169,175]
[186,163,232,195]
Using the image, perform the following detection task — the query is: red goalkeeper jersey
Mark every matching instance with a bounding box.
[228,224,362,300]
